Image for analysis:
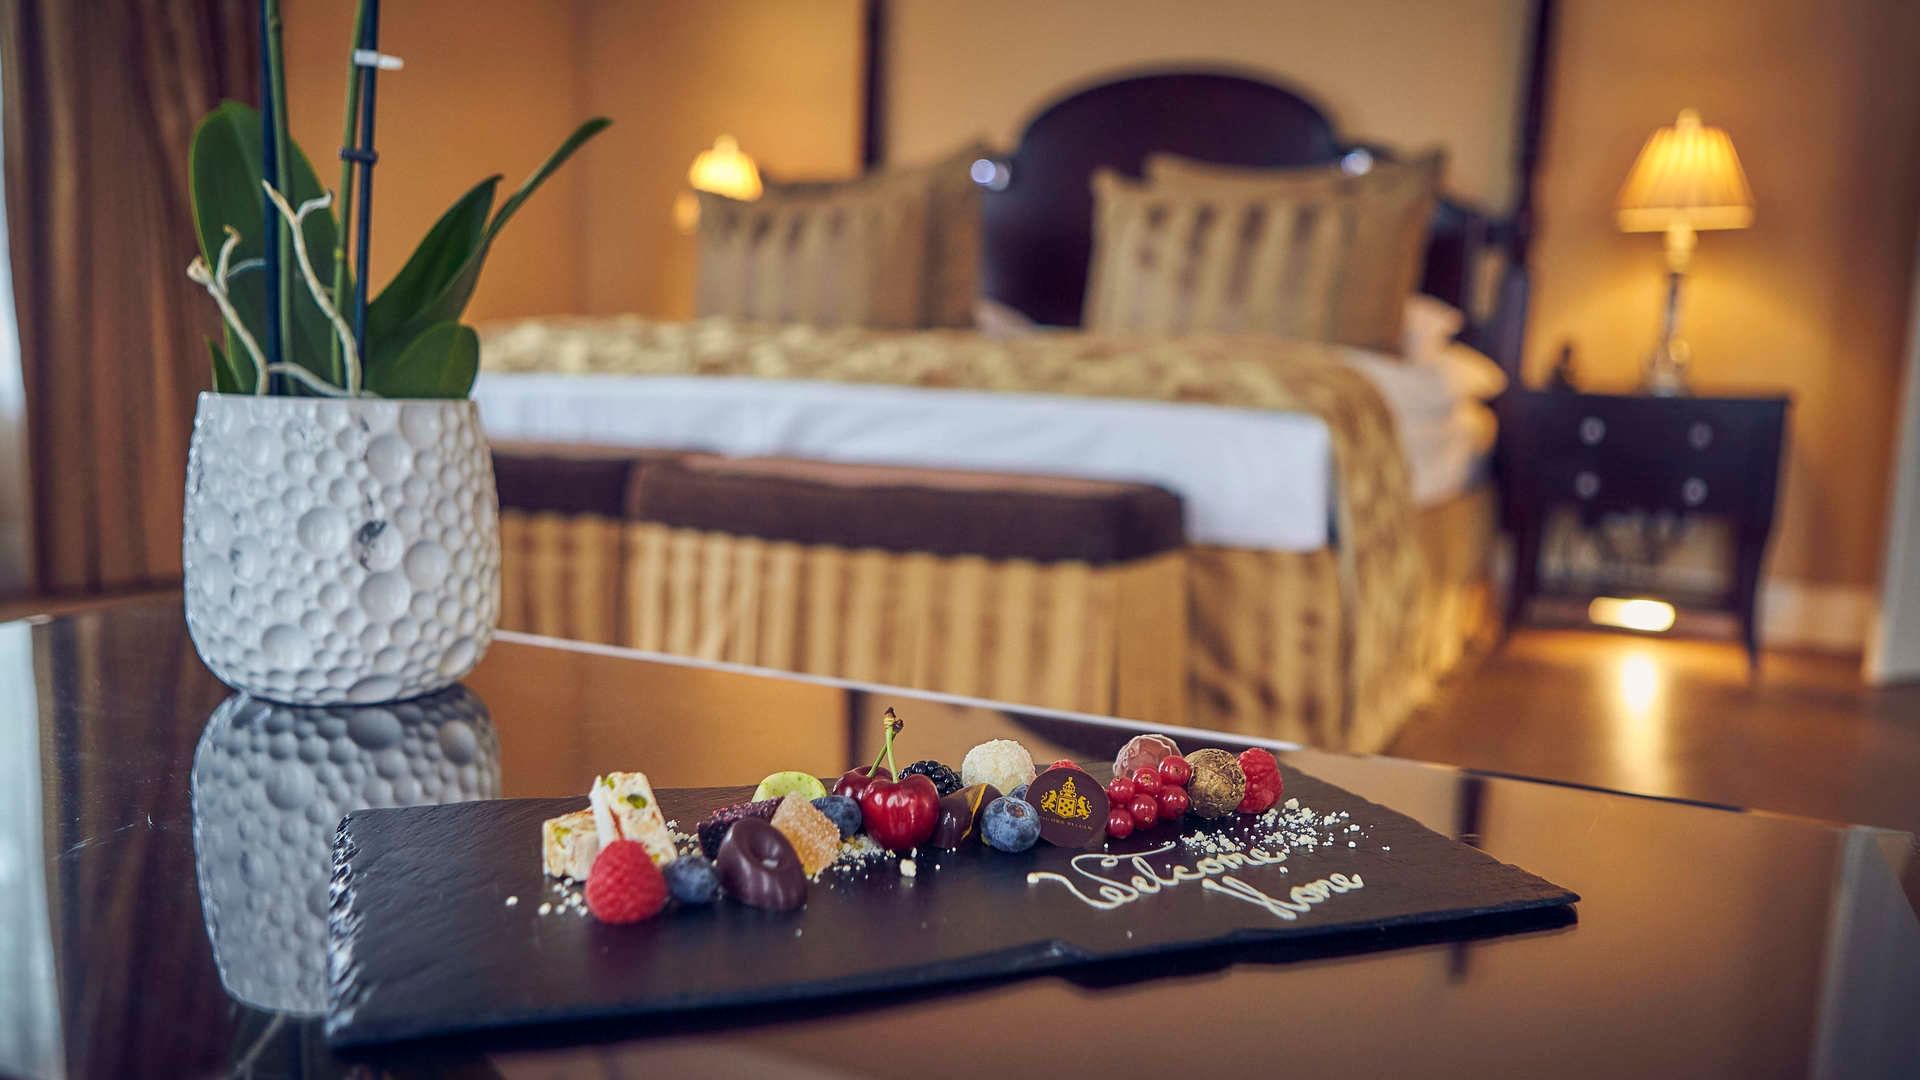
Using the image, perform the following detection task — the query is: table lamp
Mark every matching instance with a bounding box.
[1616,109,1754,395]
[675,134,763,232]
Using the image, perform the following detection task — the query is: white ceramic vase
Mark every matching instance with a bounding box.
[183,392,500,705]
[191,688,500,1015]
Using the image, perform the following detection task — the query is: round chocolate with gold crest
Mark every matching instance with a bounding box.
[1024,766,1109,848]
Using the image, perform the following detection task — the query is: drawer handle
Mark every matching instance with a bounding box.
[1689,422,1714,450]
[1575,471,1601,499]
[1579,417,1606,446]
[1683,477,1708,506]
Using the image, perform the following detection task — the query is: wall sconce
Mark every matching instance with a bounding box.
[675,134,763,233]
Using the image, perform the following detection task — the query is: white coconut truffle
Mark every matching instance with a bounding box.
[960,739,1036,797]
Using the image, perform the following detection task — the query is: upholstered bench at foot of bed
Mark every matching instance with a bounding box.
[491,445,1190,726]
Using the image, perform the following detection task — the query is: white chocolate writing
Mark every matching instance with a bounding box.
[1026,843,1363,921]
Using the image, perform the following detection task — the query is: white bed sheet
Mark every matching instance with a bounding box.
[473,368,1493,552]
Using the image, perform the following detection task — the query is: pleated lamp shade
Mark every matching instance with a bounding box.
[1616,109,1754,233]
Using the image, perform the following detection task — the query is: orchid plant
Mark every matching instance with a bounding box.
[186,1,608,399]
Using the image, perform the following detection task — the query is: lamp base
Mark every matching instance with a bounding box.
[1641,266,1692,397]
[1642,337,1691,397]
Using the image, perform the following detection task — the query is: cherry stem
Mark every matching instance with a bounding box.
[865,709,904,778]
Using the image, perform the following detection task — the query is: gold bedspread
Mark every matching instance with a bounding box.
[482,317,1424,745]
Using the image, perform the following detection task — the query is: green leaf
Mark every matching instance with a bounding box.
[188,101,346,385]
[487,117,611,244]
[208,339,247,394]
[364,118,612,370]
[365,322,479,399]
[363,176,499,372]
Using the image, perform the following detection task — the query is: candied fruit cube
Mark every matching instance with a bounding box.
[770,794,842,877]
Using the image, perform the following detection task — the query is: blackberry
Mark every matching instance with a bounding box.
[695,798,780,859]
[899,759,963,796]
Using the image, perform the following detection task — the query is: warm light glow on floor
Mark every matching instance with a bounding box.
[1612,650,1671,792]
[1588,597,1678,633]
[1619,653,1660,715]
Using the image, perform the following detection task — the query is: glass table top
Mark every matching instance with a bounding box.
[3,599,1916,1078]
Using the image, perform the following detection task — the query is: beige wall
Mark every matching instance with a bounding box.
[1530,0,1920,589]
[886,0,1531,209]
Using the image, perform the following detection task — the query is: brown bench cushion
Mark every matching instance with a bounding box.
[491,443,1185,565]
[490,442,678,517]
[629,454,1184,565]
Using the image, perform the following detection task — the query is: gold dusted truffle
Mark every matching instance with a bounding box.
[1185,748,1246,819]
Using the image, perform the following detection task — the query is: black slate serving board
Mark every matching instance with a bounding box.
[327,766,1576,1047]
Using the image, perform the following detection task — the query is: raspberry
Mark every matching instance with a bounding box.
[1237,748,1283,814]
[585,839,668,924]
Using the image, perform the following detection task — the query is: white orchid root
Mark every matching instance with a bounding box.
[186,227,272,394]
[261,182,363,395]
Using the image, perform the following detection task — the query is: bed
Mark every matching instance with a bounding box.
[475,69,1533,752]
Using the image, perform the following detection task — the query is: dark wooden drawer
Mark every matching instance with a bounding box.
[1532,456,1749,516]
[1512,393,1785,473]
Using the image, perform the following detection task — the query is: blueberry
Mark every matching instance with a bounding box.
[981,796,1041,853]
[662,854,719,905]
[812,794,863,840]
[1008,782,1030,802]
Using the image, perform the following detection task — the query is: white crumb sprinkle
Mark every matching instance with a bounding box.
[900,858,918,878]
[1383,846,1391,851]
[504,895,518,907]
[538,902,552,916]
[1284,798,1300,809]
[1347,841,1356,847]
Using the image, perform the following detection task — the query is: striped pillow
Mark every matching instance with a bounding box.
[1084,153,1441,352]
[695,141,987,329]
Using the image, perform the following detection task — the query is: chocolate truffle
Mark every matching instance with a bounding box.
[1113,733,1182,779]
[715,818,807,911]
[1024,767,1110,848]
[1184,748,1246,819]
[931,783,1000,849]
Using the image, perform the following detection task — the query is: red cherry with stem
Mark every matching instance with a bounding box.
[1128,793,1160,828]
[853,709,939,851]
[1158,785,1190,820]
[1131,767,1161,793]
[1106,776,1136,803]
[1106,809,1135,839]
[1156,754,1192,787]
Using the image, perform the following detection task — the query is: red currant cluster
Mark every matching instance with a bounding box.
[1099,746,1286,839]
[1103,753,1193,839]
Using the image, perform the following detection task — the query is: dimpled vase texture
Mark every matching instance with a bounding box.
[191,688,501,1014]
[183,393,500,704]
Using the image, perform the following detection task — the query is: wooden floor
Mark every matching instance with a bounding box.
[1392,627,1920,836]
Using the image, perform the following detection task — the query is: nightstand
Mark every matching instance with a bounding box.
[1500,389,1790,667]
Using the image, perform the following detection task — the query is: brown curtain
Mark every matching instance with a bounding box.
[1,1,256,594]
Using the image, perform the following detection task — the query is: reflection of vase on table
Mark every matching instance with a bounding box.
[190,687,499,1016]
